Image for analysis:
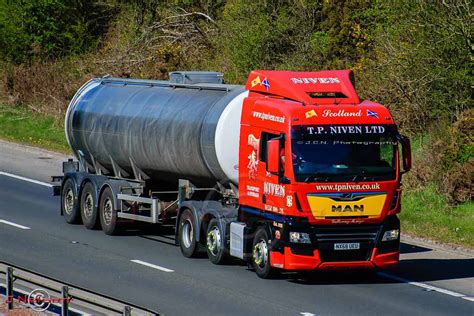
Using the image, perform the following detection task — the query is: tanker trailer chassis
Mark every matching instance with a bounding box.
[54,155,241,259]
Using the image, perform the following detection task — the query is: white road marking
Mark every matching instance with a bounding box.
[300,312,316,316]
[0,219,30,230]
[131,259,174,273]
[0,171,53,187]
[379,272,473,302]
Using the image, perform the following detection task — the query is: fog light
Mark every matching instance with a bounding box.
[289,232,311,244]
[382,229,399,241]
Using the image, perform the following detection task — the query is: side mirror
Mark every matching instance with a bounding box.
[400,136,411,173]
[280,176,291,184]
[267,139,280,174]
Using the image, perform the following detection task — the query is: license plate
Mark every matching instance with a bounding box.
[334,242,360,250]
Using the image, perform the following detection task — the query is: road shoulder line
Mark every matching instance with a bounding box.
[378,272,473,302]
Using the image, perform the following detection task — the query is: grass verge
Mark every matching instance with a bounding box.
[0,103,70,153]
[401,185,474,248]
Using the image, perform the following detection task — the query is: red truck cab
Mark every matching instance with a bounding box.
[237,70,411,277]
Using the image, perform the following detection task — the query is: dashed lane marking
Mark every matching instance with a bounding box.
[131,259,174,273]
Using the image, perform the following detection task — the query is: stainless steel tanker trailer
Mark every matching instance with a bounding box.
[55,71,248,264]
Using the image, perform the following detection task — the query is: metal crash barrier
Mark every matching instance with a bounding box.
[0,261,160,315]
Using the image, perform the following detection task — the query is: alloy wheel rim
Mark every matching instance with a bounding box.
[103,198,113,225]
[182,219,193,248]
[207,227,221,256]
[64,189,74,215]
[253,239,268,268]
[84,193,93,218]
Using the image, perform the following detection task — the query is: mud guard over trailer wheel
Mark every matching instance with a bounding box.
[178,209,199,257]
[252,227,277,279]
[80,182,100,229]
[62,178,81,224]
[99,186,123,235]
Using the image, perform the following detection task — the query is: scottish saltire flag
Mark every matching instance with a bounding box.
[262,78,270,91]
[367,109,379,118]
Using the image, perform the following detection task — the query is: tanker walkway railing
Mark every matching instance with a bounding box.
[0,261,160,315]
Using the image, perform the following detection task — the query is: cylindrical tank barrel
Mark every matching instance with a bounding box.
[65,75,247,188]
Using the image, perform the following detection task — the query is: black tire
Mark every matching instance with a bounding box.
[252,227,276,279]
[99,187,123,235]
[61,178,81,224]
[178,209,198,258]
[206,218,227,264]
[80,182,100,229]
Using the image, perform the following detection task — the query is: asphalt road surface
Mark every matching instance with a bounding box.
[0,140,473,315]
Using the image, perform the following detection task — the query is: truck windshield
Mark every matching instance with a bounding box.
[291,125,397,182]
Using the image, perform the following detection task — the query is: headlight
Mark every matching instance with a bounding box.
[289,232,311,244]
[382,229,399,241]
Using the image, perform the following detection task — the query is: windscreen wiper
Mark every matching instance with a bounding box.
[304,173,331,183]
[351,168,368,182]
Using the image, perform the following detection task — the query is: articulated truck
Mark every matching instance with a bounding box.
[54,70,411,278]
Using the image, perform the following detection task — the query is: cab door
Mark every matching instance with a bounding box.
[239,125,285,215]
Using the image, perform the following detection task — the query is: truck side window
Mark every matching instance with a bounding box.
[259,132,279,162]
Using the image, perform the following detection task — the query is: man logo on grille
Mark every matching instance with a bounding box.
[331,204,364,212]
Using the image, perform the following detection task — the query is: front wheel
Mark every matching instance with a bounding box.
[178,209,199,258]
[252,227,276,279]
[206,219,227,264]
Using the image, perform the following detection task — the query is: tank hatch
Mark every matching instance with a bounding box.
[169,71,224,84]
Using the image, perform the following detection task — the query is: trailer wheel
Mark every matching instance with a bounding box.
[252,227,276,279]
[206,218,227,264]
[62,179,81,224]
[80,182,100,229]
[99,187,123,235]
[178,209,198,257]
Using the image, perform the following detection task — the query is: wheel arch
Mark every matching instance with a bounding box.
[98,178,129,211]
[200,213,216,245]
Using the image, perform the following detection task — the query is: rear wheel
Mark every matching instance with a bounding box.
[80,182,100,229]
[62,179,81,224]
[252,227,276,279]
[206,219,227,264]
[178,209,198,257]
[99,187,123,235]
